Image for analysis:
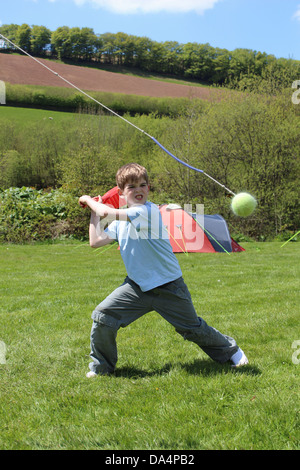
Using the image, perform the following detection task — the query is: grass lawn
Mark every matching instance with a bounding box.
[0,105,81,127]
[0,241,299,450]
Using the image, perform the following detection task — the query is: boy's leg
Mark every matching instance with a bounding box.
[89,321,117,375]
[89,278,152,375]
[151,278,238,364]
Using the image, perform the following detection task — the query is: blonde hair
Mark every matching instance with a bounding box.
[116,163,149,190]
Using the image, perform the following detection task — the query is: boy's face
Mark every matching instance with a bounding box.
[119,178,150,207]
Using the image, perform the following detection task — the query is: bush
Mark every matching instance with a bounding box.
[0,187,90,242]
[6,83,189,116]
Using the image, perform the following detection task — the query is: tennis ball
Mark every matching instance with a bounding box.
[231,192,257,217]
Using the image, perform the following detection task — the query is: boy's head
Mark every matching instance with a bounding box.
[116,163,149,191]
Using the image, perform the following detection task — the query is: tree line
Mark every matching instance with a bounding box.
[1,23,300,88]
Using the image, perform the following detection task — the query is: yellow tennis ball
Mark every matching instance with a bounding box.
[231,192,257,217]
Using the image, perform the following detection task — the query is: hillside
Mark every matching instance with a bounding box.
[0,53,223,101]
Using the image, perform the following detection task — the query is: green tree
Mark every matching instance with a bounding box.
[113,32,133,66]
[162,41,184,76]
[0,24,19,50]
[183,42,214,81]
[51,26,72,60]
[16,24,31,52]
[211,48,230,83]
[100,32,118,64]
[133,36,153,70]
[30,25,51,56]
[228,48,256,80]
[148,41,165,73]
[68,27,82,60]
[80,27,98,61]
[66,27,98,61]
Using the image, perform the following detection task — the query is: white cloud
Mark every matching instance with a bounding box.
[71,0,221,15]
[293,5,300,22]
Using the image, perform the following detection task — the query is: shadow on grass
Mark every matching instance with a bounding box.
[115,359,261,379]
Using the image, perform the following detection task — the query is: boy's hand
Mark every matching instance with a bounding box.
[79,195,101,208]
[79,194,126,221]
[79,195,91,208]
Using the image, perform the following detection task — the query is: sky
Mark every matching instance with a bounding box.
[1,0,300,60]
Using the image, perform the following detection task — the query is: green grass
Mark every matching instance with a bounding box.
[0,105,96,135]
[0,242,299,450]
[0,105,76,125]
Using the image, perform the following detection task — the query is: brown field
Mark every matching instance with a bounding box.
[0,53,223,101]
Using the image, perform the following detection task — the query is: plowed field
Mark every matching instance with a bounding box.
[0,53,223,101]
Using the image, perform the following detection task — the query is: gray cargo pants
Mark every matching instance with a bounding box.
[89,276,238,375]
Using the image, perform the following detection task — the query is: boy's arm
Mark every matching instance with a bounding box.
[79,195,129,221]
[79,195,128,248]
[89,211,114,248]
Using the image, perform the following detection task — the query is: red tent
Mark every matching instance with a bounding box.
[159,204,245,254]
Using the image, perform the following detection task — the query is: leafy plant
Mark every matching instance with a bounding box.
[0,187,89,242]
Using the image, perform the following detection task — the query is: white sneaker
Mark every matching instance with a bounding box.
[230,348,249,368]
[86,371,98,378]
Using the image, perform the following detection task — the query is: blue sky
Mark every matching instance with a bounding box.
[1,0,300,60]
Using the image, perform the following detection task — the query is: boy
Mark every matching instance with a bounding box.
[79,163,248,377]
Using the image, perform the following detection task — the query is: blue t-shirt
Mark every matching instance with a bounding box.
[105,201,182,291]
